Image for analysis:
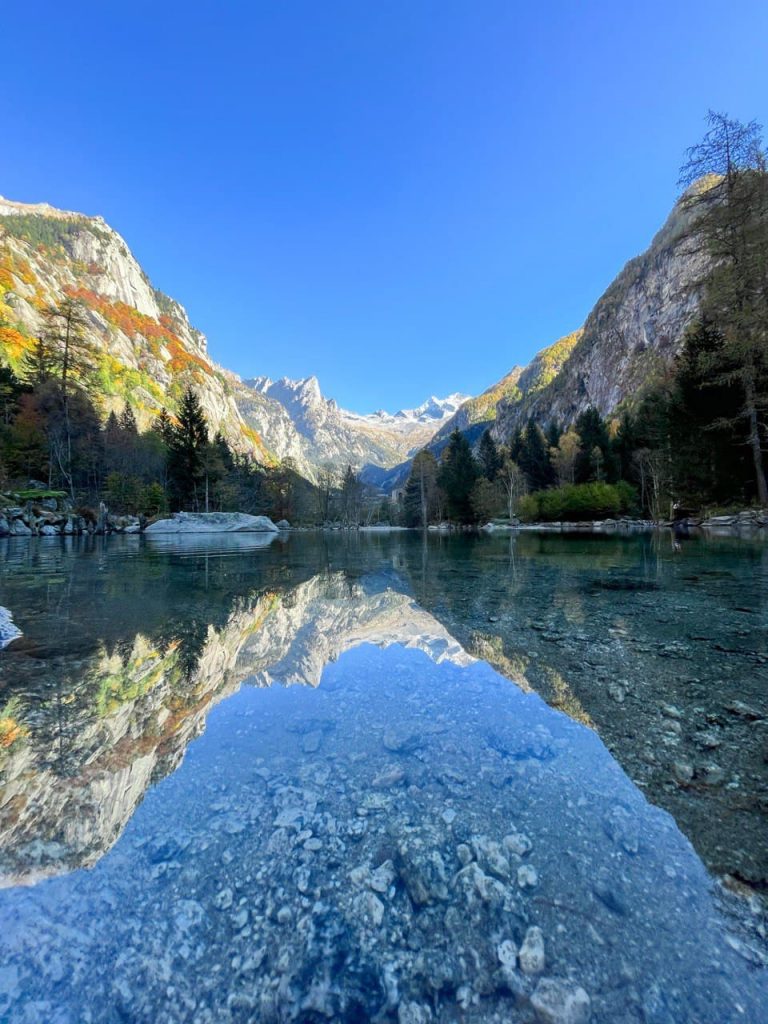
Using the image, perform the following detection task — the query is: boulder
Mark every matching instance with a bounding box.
[0,606,22,649]
[9,519,32,537]
[276,519,291,530]
[144,512,279,534]
[531,978,591,1024]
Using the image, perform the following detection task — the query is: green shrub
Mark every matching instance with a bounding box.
[518,482,638,522]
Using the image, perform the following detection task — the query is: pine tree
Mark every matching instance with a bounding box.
[545,421,562,450]
[438,430,479,523]
[119,405,138,434]
[168,388,209,510]
[19,336,57,387]
[478,429,502,481]
[154,408,175,446]
[574,408,618,483]
[679,111,768,503]
[519,419,554,490]
[403,449,439,527]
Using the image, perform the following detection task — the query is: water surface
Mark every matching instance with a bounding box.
[0,532,765,1022]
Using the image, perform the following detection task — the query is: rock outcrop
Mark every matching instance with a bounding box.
[143,512,279,534]
[492,196,709,439]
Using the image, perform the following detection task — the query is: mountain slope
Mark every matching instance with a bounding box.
[492,196,709,439]
[0,195,469,481]
[237,375,468,479]
[371,196,708,491]
[0,196,276,462]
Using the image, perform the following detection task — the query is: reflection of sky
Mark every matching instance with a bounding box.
[1,643,765,1023]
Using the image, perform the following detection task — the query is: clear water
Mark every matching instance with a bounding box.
[0,531,765,1023]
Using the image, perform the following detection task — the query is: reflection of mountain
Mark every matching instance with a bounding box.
[0,569,470,884]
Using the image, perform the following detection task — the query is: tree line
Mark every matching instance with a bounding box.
[0,303,320,521]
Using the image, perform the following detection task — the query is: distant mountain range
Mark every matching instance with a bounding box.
[0,190,708,488]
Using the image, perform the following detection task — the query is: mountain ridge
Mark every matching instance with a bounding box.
[0,190,709,489]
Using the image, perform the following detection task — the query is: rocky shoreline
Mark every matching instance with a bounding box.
[0,495,283,538]
[484,509,768,536]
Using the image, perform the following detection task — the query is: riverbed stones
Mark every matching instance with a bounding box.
[213,887,233,911]
[531,978,591,1024]
[504,831,533,857]
[519,926,546,975]
[372,764,406,788]
[396,839,448,906]
[518,864,539,889]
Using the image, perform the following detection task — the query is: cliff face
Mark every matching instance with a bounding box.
[492,198,709,440]
[0,196,275,462]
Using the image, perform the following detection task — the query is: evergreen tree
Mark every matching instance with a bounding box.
[119,404,138,434]
[438,430,479,523]
[19,336,57,387]
[154,408,175,446]
[168,387,209,510]
[478,429,502,481]
[340,464,363,525]
[574,408,618,483]
[403,449,439,527]
[519,419,554,490]
[545,421,562,450]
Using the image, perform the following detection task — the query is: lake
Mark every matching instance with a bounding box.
[0,530,766,1023]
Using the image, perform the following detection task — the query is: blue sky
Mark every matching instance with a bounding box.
[3,2,767,412]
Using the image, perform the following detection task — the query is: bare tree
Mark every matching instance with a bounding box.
[680,111,768,504]
[497,455,526,521]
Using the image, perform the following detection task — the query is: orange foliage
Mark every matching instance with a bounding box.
[0,252,36,290]
[66,286,212,377]
[0,325,33,362]
[0,717,28,749]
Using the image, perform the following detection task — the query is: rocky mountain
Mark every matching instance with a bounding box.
[0,188,710,488]
[236,375,468,480]
[0,196,274,462]
[491,196,709,441]
[0,194,469,483]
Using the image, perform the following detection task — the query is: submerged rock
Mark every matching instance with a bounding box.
[519,926,546,975]
[531,978,591,1024]
[0,607,22,649]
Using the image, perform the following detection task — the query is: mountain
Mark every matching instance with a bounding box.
[236,375,468,480]
[367,194,708,490]
[491,196,709,441]
[0,189,710,489]
[0,195,468,483]
[0,196,275,462]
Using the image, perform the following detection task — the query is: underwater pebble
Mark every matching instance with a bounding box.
[531,977,591,1024]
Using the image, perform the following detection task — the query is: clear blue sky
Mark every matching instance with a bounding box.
[2,2,767,412]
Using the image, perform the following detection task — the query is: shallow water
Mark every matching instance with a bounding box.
[0,531,765,1022]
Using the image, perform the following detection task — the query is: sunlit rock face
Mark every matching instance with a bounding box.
[237,375,470,480]
[493,197,710,438]
[0,571,472,884]
[0,196,274,460]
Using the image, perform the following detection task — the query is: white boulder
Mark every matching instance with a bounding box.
[144,512,279,534]
[0,607,22,649]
